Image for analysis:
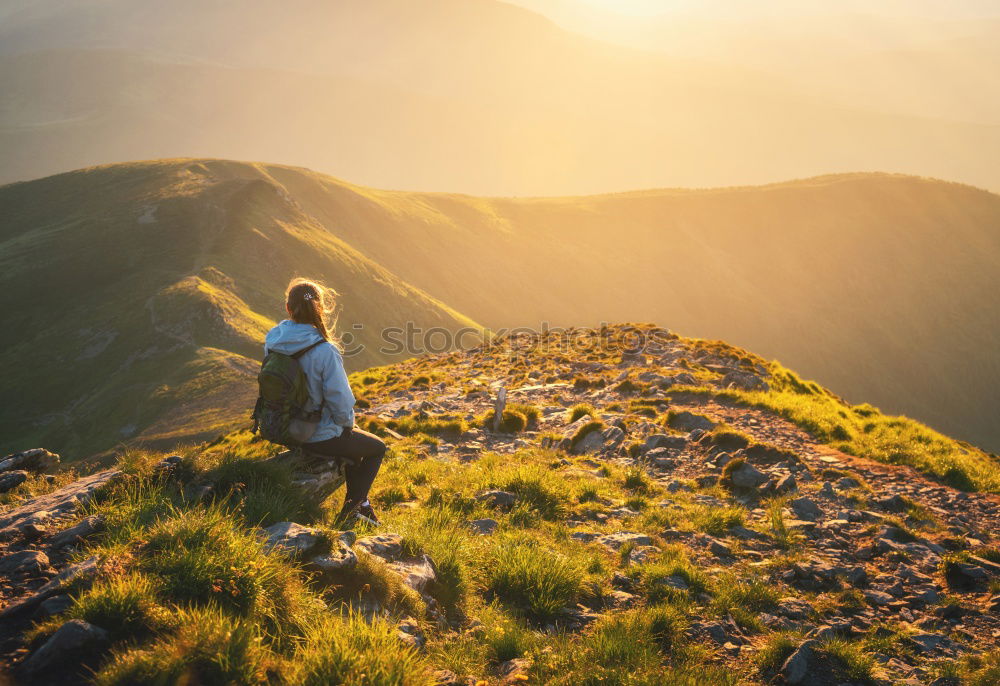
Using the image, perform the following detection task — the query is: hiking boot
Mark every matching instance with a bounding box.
[337,499,380,527]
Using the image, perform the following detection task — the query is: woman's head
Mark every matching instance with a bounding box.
[285,278,339,344]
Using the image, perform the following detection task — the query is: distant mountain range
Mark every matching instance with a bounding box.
[1,159,997,458]
[0,0,998,194]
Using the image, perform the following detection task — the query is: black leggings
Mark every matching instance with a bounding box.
[305,427,386,504]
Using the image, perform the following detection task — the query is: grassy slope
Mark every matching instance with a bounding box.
[15,324,1000,685]
[0,160,481,461]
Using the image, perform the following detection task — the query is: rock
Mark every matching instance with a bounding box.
[864,590,894,607]
[775,473,797,493]
[642,434,686,454]
[628,545,661,564]
[781,639,818,684]
[909,632,950,653]
[0,469,119,539]
[389,555,437,594]
[356,534,404,560]
[665,480,691,493]
[262,522,324,559]
[597,532,653,551]
[1,555,99,618]
[310,543,358,575]
[967,555,1000,577]
[789,497,822,521]
[0,470,28,493]
[49,515,105,550]
[0,549,49,575]
[21,619,109,676]
[467,518,499,535]
[776,597,813,620]
[652,575,689,591]
[946,562,990,589]
[667,411,716,432]
[499,657,533,684]
[476,490,517,509]
[708,538,733,558]
[728,462,768,489]
[396,617,426,650]
[720,370,769,392]
[875,494,909,513]
[265,449,346,503]
[432,669,462,685]
[0,449,59,474]
[569,531,599,543]
[35,594,74,619]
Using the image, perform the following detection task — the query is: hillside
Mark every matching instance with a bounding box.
[4,159,996,458]
[0,160,481,460]
[1,325,1000,685]
[0,0,998,194]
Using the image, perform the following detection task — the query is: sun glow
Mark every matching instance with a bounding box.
[579,0,676,17]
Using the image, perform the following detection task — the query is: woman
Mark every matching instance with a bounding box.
[263,278,386,526]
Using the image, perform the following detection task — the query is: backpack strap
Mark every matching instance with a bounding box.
[291,339,326,360]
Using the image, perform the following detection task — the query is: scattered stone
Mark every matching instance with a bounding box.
[467,518,499,535]
[262,522,325,559]
[875,494,909,513]
[864,590,895,607]
[0,549,49,576]
[21,620,109,676]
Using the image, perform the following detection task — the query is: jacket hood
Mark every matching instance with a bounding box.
[264,320,324,356]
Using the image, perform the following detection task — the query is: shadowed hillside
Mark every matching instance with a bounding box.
[1,159,998,460]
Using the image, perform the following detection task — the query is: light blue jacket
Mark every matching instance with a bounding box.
[263,320,355,441]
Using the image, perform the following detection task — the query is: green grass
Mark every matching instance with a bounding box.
[485,536,584,621]
[720,363,1000,493]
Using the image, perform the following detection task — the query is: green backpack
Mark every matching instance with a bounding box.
[252,340,326,446]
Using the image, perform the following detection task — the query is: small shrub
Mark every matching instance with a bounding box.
[567,404,597,423]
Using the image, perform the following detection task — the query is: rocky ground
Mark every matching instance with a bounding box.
[1,325,999,685]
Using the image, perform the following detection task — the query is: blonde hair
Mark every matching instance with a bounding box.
[285,277,341,350]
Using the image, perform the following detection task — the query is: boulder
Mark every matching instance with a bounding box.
[389,554,437,594]
[0,449,59,474]
[356,534,404,561]
[781,639,818,684]
[21,620,109,676]
[0,470,28,493]
[310,543,358,575]
[0,469,119,539]
[728,462,768,489]
[262,522,325,559]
